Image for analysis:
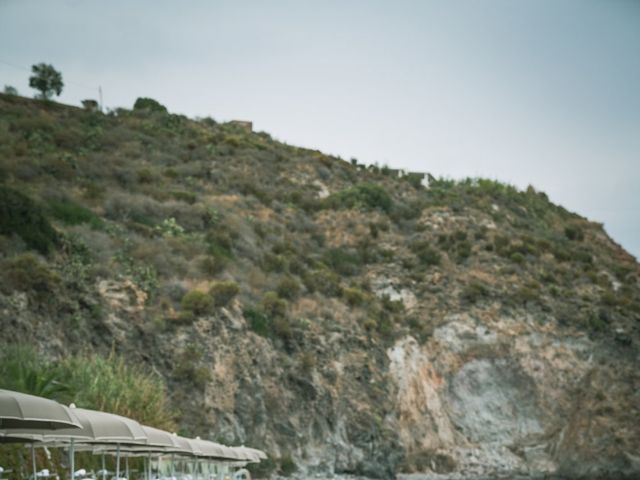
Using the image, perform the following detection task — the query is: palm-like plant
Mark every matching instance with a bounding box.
[0,345,69,399]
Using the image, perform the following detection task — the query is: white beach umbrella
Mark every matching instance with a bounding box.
[0,389,81,430]
[232,447,261,463]
[241,446,267,460]
[3,406,147,480]
[0,390,82,480]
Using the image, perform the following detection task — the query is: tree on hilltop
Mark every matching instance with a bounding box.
[29,63,63,100]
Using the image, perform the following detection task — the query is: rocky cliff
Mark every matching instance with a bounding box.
[0,93,638,479]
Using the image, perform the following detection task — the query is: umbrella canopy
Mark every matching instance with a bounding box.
[243,446,267,460]
[174,435,203,456]
[220,446,248,461]
[140,426,186,452]
[190,438,234,460]
[90,426,189,454]
[47,407,147,443]
[234,447,263,462]
[0,406,147,444]
[0,389,81,430]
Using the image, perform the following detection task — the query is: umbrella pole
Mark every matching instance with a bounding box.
[69,439,75,480]
[126,456,129,480]
[171,454,175,479]
[143,455,147,480]
[116,444,121,480]
[31,444,37,480]
[148,452,151,480]
[102,453,106,480]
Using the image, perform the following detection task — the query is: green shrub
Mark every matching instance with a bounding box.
[454,240,472,263]
[49,199,103,229]
[200,255,227,276]
[276,276,301,300]
[244,307,270,337]
[381,294,404,313]
[512,286,539,306]
[361,317,378,332]
[324,183,392,213]
[279,455,297,477]
[171,190,197,204]
[1,253,60,296]
[248,456,277,478]
[493,235,510,254]
[302,268,342,297]
[181,289,214,316]
[261,291,288,318]
[323,247,362,275]
[600,291,618,307]
[133,97,168,114]
[0,186,58,253]
[136,167,154,184]
[587,311,608,332]
[206,229,234,258]
[410,241,441,267]
[209,281,240,307]
[510,252,525,264]
[174,346,211,389]
[298,352,316,375]
[552,246,571,262]
[262,252,288,273]
[272,316,293,341]
[460,281,489,304]
[572,249,593,264]
[343,287,367,306]
[564,225,584,241]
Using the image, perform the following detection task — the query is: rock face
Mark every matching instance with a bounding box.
[382,314,640,479]
[0,93,639,479]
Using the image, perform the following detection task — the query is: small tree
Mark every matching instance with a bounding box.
[3,85,18,95]
[133,97,167,114]
[29,63,63,100]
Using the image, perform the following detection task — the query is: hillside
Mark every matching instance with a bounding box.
[0,93,639,479]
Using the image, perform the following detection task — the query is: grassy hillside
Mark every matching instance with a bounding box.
[0,93,638,477]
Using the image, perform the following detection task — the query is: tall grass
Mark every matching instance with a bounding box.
[59,353,176,430]
[0,345,176,430]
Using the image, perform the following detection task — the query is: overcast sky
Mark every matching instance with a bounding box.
[1,0,638,259]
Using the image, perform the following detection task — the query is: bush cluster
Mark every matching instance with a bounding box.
[0,186,59,253]
[324,182,393,213]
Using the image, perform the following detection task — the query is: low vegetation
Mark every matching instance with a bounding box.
[0,344,175,429]
[0,92,638,477]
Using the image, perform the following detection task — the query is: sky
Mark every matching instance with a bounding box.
[1,0,639,259]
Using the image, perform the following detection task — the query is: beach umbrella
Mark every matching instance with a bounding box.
[91,426,190,480]
[0,389,81,430]
[189,438,243,480]
[2,406,147,480]
[173,435,202,457]
[0,390,81,480]
[241,446,267,460]
[233,447,261,463]
[92,426,187,454]
[58,407,146,480]
[191,438,233,460]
